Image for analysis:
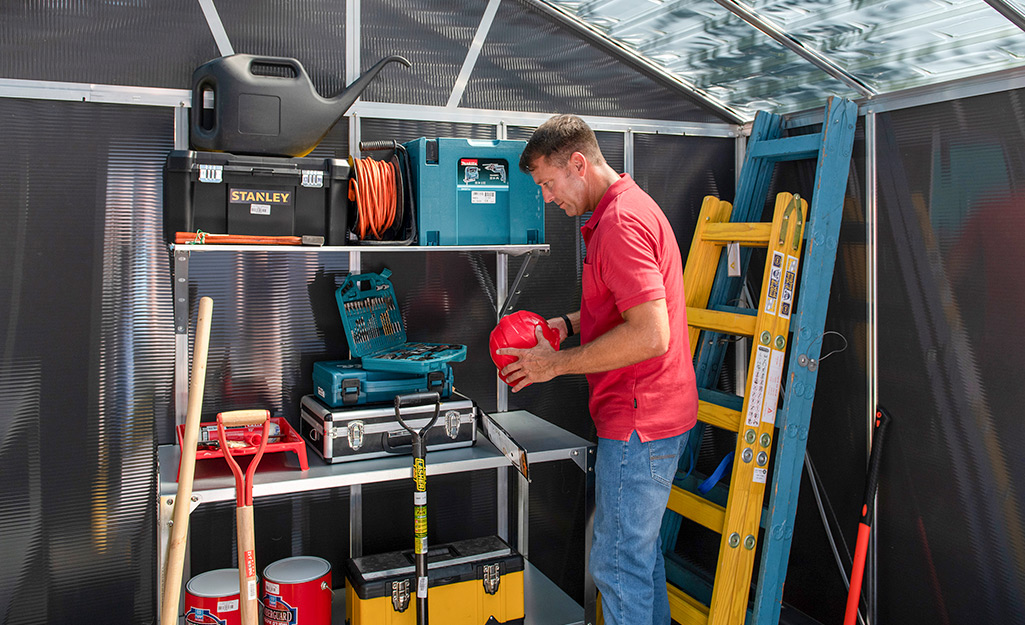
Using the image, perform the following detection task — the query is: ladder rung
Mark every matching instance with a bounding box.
[697,387,744,413]
[697,399,742,432]
[746,133,822,161]
[669,582,710,625]
[701,222,771,245]
[688,308,757,338]
[668,484,725,534]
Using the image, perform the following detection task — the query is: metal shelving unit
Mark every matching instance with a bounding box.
[160,242,598,625]
[158,410,595,625]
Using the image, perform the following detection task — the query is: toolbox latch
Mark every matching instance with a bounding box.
[302,169,324,188]
[342,378,360,406]
[482,563,501,595]
[391,579,410,612]
[444,410,461,440]
[198,163,222,183]
[346,420,365,450]
[427,370,444,390]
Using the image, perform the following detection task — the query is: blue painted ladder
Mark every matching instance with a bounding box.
[660,96,858,625]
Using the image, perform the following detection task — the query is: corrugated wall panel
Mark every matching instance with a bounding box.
[0,0,215,87]
[873,90,1025,624]
[0,98,173,622]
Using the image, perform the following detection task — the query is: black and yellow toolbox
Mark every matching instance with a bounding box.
[344,535,525,625]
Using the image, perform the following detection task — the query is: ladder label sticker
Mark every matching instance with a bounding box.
[779,255,798,320]
[728,242,741,277]
[753,467,768,484]
[745,345,771,427]
[762,348,785,424]
[764,251,784,315]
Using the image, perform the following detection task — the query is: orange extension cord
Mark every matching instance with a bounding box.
[348,157,398,239]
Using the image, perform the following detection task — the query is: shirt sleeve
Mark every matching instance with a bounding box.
[600,212,666,313]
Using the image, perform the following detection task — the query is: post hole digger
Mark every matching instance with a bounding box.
[394,391,442,625]
[217,408,272,625]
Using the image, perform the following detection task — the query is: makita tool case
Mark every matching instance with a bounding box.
[403,137,543,246]
[299,392,475,463]
[163,149,351,244]
[336,269,466,374]
[345,535,524,625]
[312,359,453,408]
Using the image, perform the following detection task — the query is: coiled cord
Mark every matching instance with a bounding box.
[348,156,398,239]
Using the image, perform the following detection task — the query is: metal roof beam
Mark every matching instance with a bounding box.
[521,0,747,124]
[983,0,1025,33]
[711,0,877,98]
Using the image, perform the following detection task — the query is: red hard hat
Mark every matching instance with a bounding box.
[489,311,560,387]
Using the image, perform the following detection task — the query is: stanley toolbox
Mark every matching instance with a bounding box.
[163,149,351,244]
[345,535,524,625]
[336,269,466,374]
[312,359,453,408]
[299,392,475,463]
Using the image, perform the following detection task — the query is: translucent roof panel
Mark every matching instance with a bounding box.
[543,0,1025,118]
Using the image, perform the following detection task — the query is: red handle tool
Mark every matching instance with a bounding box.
[844,406,891,625]
[217,409,271,625]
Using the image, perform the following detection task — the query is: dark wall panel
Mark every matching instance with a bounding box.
[873,90,1025,624]
[0,98,173,623]
[0,1,215,87]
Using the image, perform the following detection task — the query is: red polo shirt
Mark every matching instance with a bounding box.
[579,174,697,442]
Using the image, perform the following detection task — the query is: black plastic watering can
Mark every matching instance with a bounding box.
[190,54,411,157]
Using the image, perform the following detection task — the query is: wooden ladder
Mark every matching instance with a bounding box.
[661,96,858,625]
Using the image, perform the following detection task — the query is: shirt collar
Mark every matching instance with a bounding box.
[581,173,635,236]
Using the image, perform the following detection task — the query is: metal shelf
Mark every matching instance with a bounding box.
[157,410,589,503]
[169,242,550,256]
[158,410,597,625]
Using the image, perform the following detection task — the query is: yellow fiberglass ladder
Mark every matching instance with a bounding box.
[668,191,808,625]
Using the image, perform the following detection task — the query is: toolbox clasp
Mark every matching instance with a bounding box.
[482,563,501,595]
[391,579,411,612]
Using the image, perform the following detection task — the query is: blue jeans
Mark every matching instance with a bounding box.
[590,429,689,625]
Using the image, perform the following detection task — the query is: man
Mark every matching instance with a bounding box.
[496,114,698,625]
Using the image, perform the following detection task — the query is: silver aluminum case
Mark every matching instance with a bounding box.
[299,392,476,463]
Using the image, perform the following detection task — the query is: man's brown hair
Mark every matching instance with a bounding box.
[519,114,604,173]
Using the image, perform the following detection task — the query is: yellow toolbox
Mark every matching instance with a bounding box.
[345,535,524,624]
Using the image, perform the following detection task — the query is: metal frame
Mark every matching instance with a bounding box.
[710,0,876,98]
[515,0,746,124]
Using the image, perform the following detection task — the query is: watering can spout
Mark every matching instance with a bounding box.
[330,55,412,113]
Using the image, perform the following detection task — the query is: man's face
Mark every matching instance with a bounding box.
[529,153,589,217]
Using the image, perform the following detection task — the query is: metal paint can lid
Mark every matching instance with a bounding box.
[185,568,240,598]
[263,556,331,584]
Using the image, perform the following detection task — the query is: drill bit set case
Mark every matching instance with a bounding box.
[299,391,476,463]
[334,268,466,374]
[312,359,453,408]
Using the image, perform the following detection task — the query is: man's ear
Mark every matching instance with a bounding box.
[570,151,587,174]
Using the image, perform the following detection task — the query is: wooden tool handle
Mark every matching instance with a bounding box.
[160,296,214,625]
[218,408,271,427]
[237,505,259,625]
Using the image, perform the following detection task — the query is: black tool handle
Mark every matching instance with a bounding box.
[394,391,442,455]
[861,406,891,526]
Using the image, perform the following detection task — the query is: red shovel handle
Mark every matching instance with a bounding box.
[217,409,271,506]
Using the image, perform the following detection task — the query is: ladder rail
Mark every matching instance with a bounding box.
[663,97,858,625]
[750,97,858,625]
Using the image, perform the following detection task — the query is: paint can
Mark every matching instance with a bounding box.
[184,568,242,625]
[261,556,332,625]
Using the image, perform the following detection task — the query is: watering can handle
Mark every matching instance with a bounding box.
[245,56,306,81]
[191,75,217,142]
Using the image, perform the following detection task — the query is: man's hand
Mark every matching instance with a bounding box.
[495,326,560,392]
